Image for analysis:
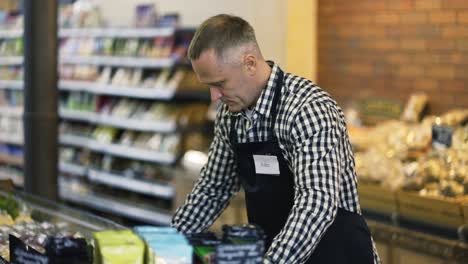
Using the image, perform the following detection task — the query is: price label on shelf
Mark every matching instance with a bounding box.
[432,125,453,149]
[9,235,50,264]
[216,242,264,264]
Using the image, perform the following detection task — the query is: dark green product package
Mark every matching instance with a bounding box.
[221,224,265,245]
[44,237,92,264]
[217,225,265,264]
[186,232,220,264]
[9,235,48,264]
[9,235,92,264]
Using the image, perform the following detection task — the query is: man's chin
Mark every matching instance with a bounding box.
[227,104,242,113]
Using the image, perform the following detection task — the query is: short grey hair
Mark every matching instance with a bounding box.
[188,14,259,61]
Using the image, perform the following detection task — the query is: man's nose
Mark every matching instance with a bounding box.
[210,87,222,102]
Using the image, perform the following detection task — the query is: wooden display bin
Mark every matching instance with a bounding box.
[358,180,398,215]
[397,191,465,228]
[461,198,468,225]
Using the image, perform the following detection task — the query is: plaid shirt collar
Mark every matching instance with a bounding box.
[231,61,281,118]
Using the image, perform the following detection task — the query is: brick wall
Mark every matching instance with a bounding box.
[318,0,468,115]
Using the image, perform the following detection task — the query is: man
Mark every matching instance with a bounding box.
[172,14,381,264]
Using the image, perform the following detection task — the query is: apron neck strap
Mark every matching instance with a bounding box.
[270,69,284,132]
[230,67,285,143]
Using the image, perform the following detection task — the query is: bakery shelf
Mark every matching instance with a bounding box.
[60,55,175,68]
[59,109,177,133]
[59,134,177,164]
[59,182,172,225]
[0,56,23,66]
[88,169,174,199]
[0,79,23,90]
[59,80,176,99]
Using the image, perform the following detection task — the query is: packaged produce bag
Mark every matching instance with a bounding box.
[185,232,220,264]
[93,230,144,264]
[134,226,192,264]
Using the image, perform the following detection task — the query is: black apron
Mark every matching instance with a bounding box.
[230,69,374,264]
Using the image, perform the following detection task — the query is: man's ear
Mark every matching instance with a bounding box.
[243,53,257,76]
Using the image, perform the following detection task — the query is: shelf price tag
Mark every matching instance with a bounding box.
[9,235,49,264]
[432,125,453,150]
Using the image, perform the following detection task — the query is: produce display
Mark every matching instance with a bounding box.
[0,194,89,262]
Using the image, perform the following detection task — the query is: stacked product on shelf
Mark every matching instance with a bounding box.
[0,12,25,189]
[348,93,468,229]
[93,225,265,264]
[0,2,212,225]
[55,13,211,224]
[0,84,23,187]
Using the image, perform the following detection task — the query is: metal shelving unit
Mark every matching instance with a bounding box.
[0,56,23,65]
[59,134,177,165]
[59,109,177,133]
[59,80,177,99]
[59,179,172,225]
[88,169,174,199]
[0,25,204,225]
[60,55,175,68]
[0,80,23,90]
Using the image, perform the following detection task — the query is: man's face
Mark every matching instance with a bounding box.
[192,49,257,112]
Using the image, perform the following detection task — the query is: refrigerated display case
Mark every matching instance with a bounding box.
[1,190,125,237]
[0,188,125,261]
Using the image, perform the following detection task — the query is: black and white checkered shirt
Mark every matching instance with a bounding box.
[172,62,380,264]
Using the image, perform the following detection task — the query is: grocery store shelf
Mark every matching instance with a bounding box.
[0,134,23,145]
[60,55,175,68]
[0,170,23,187]
[59,27,175,38]
[88,169,174,199]
[0,29,22,38]
[0,56,23,66]
[59,162,87,177]
[59,187,172,225]
[0,27,176,39]
[0,106,23,117]
[59,134,177,164]
[0,152,23,166]
[59,109,177,133]
[0,80,23,90]
[59,80,176,99]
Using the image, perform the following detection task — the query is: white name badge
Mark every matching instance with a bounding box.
[253,155,280,175]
